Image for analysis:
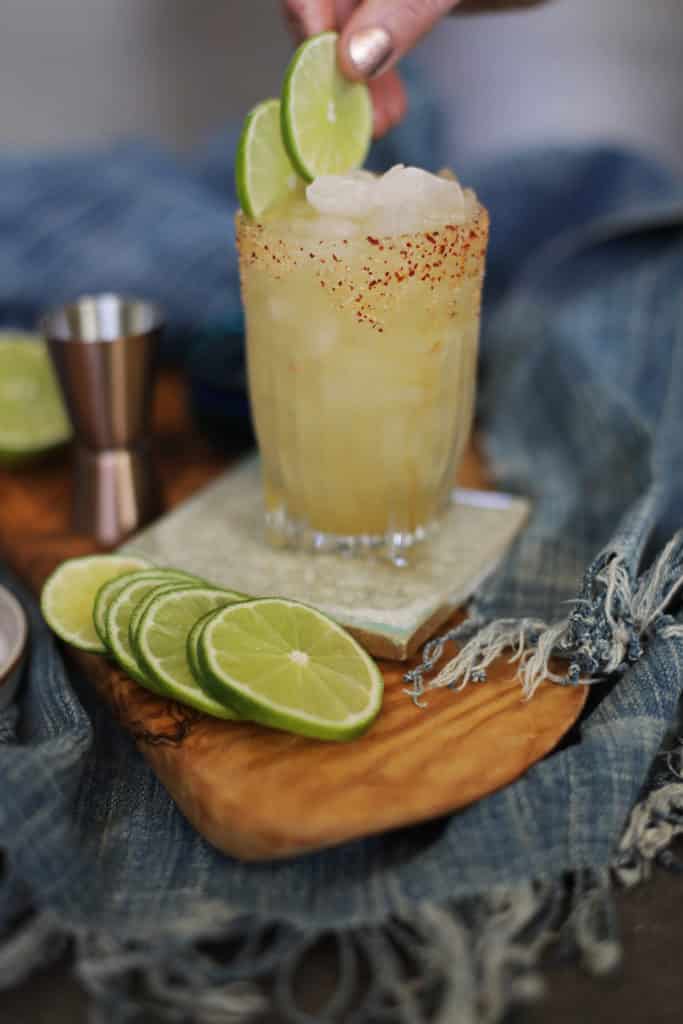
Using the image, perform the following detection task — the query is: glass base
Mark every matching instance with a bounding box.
[265,506,442,568]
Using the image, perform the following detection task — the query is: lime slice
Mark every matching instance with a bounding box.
[134,586,245,718]
[187,612,213,686]
[0,332,72,464]
[236,98,301,219]
[126,576,224,654]
[93,568,200,647]
[105,579,202,690]
[281,32,372,182]
[40,555,151,652]
[198,598,384,740]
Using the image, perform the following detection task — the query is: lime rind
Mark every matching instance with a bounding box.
[127,581,200,670]
[105,579,201,691]
[281,32,372,183]
[187,611,215,688]
[128,579,245,654]
[198,597,383,741]
[134,587,245,719]
[236,98,301,219]
[40,555,151,652]
[93,568,199,647]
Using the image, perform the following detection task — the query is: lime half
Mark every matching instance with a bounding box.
[236,98,301,219]
[41,555,150,652]
[134,586,245,718]
[281,32,372,182]
[93,568,199,647]
[198,598,383,741]
[0,333,72,465]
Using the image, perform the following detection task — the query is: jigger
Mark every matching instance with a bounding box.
[42,294,164,546]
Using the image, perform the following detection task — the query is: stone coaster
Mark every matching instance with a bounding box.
[122,458,530,660]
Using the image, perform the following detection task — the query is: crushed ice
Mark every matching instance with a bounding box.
[305,164,467,237]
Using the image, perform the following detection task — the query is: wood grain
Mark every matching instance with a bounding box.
[0,373,586,860]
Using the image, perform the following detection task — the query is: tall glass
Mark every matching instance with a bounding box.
[236,189,488,560]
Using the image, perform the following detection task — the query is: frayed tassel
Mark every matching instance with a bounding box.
[0,911,67,989]
[0,879,632,1024]
[474,882,557,1021]
[404,618,550,708]
[420,875,619,1023]
[632,531,683,631]
[519,622,571,699]
[75,930,268,1024]
[564,528,683,682]
[614,731,683,887]
[417,904,478,1024]
[560,870,621,975]
[276,932,359,1024]
[405,527,683,704]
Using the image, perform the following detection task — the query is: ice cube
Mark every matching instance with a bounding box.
[380,163,405,178]
[365,206,429,238]
[463,188,479,221]
[306,174,376,219]
[371,165,466,233]
[347,169,377,182]
[303,165,469,238]
[374,166,431,206]
[423,175,466,224]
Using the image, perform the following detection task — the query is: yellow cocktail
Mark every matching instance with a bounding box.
[236,166,488,558]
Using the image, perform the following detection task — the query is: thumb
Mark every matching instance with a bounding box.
[338,0,459,80]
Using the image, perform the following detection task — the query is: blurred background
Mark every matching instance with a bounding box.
[1,0,681,173]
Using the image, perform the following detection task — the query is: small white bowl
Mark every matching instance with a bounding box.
[0,584,28,712]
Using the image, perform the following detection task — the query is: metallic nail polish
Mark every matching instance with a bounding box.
[347,27,394,79]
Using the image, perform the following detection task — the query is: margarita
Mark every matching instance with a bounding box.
[236,165,488,557]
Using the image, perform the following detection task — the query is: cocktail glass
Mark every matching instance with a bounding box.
[236,174,488,563]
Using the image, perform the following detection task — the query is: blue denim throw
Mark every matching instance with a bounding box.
[2,126,683,1023]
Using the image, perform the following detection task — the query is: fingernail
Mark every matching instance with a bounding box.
[347,26,394,79]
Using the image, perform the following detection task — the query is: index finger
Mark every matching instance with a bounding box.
[282,0,337,40]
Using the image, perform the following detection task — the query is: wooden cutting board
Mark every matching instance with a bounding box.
[0,373,586,860]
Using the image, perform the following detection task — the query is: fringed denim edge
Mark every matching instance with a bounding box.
[1,857,676,1024]
[405,527,683,705]
[1,716,682,1023]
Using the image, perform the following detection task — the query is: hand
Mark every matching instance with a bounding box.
[282,1,460,138]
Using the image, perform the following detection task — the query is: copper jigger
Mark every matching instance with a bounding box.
[42,294,164,547]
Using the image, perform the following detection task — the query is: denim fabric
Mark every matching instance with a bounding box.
[1,130,683,1021]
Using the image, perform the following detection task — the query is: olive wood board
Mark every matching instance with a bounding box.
[0,373,587,860]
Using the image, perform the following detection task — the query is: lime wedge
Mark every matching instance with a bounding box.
[40,555,151,652]
[0,332,72,465]
[134,586,245,718]
[236,98,301,218]
[93,568,200,647]
[281,32,372,182]
[105,579,202,690]
[198,598,383,740]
